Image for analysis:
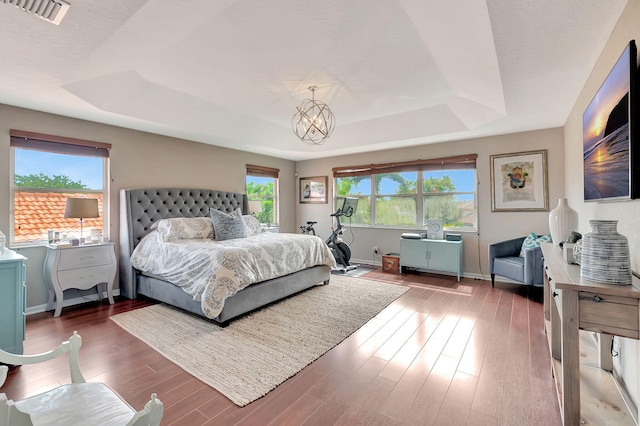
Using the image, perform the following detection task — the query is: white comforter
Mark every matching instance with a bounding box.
[130,231,336,318]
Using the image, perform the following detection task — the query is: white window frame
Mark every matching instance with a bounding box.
[9,131,110,246]
[334,156,478,231]
[245,164,279,226]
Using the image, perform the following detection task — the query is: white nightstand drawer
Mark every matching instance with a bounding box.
[57,246,113,270]
[57,265,115,291]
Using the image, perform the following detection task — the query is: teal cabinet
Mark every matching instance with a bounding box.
[399,238,463,281]
[0,249,27,355]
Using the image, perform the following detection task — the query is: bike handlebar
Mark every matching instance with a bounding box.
[330,207,354,218]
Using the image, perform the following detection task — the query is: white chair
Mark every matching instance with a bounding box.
[0,332,162,426]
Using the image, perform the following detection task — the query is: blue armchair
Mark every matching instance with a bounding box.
[488,236,545,287]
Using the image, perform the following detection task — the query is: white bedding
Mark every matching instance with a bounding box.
[130,231,336,318]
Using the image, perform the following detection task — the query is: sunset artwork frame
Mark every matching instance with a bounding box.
[490,150,548,212]
[583,39,639,202]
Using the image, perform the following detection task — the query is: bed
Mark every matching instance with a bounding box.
[119,188,333,324]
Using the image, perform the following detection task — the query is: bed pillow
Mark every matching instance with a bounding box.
[243,215,265,236]
[519,232,552,257]
[210,208,248,241]
[150,217,214,242]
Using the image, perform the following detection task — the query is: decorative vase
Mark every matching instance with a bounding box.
[580,220,631,285]
[0,229,5,254]
[548,198,578,246]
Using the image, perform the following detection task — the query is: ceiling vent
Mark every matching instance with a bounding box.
[2,0,71,25]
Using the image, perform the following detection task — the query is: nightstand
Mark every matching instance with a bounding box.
[43,242,117,317]
[0,249,27,354]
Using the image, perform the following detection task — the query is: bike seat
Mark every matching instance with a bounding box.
[306,221,317,225]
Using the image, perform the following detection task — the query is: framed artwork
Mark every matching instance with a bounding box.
[299,176,327,203]
[583,40,638,202]
[426,219,444,240]
[490,150,548,212]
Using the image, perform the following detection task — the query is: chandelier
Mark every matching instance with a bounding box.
[292,86,335,145]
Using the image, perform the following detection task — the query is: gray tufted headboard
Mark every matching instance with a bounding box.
[119,188,248,299]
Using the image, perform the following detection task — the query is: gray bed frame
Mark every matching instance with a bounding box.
[119,188,331,324]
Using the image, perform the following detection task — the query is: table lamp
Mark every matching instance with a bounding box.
[248,200,262,216]
[64,198,99,241]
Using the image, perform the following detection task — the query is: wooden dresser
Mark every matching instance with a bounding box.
[541,242,640,425]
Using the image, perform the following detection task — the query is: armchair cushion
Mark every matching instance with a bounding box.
[519,232,552,257]
[493,255,525,283]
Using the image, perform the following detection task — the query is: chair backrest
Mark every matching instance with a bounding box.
[0,331,85,386]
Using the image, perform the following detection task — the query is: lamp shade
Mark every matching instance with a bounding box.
[248,200,262,214]
[64,198,99,219]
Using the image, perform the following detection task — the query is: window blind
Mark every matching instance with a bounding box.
[332,154,477,178]
[246,164,279,178]
[10,130,111,158]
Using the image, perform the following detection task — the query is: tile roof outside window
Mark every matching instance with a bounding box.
[14,191,103,242]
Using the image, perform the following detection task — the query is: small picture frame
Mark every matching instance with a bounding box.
[490,150,549,212]
[300,176,328,204]
[427,219,444,240]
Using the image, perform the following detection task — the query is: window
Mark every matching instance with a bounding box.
[335,176,371,225]
[246,164,279,225]
[10,130,110,245]
[376,172,418,226]
[423,170,476,229]
[334,154,477,230]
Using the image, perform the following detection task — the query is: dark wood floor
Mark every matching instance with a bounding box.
[3,270,561,425]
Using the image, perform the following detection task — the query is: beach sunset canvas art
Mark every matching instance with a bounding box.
[583,40,638,201]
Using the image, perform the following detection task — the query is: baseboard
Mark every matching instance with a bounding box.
[348,258,376,269]
[26,289,121,316]
[612,368,639,424]
[351,258,379,268]
[351,257,491,282]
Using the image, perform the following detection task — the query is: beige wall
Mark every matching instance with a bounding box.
[563,0,640,407]
[0,103,296,310]
[296,127,565,276]
[1,101,565,311]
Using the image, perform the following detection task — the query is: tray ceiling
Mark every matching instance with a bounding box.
[0,0,628,160]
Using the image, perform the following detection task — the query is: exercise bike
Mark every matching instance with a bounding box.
[300,221,317,235]
[301,197,359,273]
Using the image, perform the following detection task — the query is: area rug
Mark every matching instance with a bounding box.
[110,275,407,406]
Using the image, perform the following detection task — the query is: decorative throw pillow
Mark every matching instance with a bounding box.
[210,208,248,241]
[519,232,553,257]
[243,215,265,236]
[150,217,214,242]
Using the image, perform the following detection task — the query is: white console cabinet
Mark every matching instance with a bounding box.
[399,238,463,281]
[541,242,639,425]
